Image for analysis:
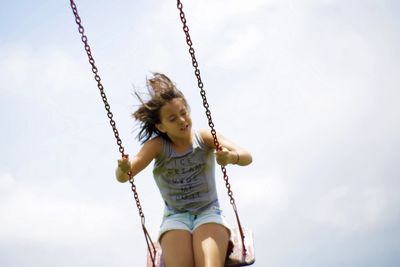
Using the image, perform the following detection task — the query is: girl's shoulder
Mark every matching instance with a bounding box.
[142,136,164,157]
[147,135,164,144]
[197,129,216,149]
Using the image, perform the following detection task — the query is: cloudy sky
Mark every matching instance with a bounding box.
[1,0,399,266]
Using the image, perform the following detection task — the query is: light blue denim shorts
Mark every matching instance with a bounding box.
[158,203,231,241]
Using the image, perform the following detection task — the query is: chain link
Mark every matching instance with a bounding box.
[69,0,147,223]
[69,0,157,262]
[176,0,237,207]
[176,1,247,255]
[70,1,124,156]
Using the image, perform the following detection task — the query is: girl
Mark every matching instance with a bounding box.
[116,73,252,267]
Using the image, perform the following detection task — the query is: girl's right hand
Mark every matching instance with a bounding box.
[115,157,131,183]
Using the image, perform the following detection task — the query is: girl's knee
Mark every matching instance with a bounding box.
[192,224,230,267]
[160,230,194,267]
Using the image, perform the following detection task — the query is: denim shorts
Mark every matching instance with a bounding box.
[158,203,231,241]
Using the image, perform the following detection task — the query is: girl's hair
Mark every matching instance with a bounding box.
[133,73,188,143]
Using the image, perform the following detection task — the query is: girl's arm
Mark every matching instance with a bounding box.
[116,137,162,183]
[199,129,252,166]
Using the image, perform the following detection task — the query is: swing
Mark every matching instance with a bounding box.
[69,1,255,266]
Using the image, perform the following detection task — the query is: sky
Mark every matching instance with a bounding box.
[1,0,400,266]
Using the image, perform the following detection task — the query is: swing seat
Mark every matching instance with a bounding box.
[226,227,255,266]
[147,227,255,267]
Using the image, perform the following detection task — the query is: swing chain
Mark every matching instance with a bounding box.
[176,0,236,207]
[70,1,124,156]
[176,0,247,255]
[129,175,145,220]
[69,0,149,232]
[69,1,158,263]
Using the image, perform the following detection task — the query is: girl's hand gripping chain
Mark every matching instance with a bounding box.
[215,146,239,166]
[115,155,131,183]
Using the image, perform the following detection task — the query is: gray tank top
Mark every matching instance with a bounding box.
[153,131,218,214]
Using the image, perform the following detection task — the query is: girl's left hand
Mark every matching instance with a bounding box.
[215,147,236,166]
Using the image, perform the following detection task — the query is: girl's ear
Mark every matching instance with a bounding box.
[156,123,166,133]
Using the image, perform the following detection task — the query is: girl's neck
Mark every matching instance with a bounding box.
[169,132,193,153]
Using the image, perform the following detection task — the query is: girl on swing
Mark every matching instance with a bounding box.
[116,73,252,267]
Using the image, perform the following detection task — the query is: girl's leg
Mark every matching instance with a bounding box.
[160,230,194,267]
[192,223,230,267]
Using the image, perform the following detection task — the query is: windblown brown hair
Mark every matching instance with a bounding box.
[133,73,188,143]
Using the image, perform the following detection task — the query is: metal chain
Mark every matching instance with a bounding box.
[69,2,157,262]
[176,0,247,255]
[69,1,124,156]
[176,0,236,207]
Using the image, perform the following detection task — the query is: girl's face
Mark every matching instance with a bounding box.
[157,98,192,140]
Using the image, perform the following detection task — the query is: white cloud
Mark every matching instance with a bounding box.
[0,173,130,247]
[308,184,392,233]
[0,44,88,95]
[233,173,290,213]
[212,27,261,68]
[1,0,400,266]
